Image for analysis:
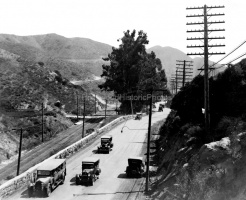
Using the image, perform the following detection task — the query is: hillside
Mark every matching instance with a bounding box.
[0,33,115,165]
[0,56,93,164]
[0,33,112,80]
[147,58,246,199]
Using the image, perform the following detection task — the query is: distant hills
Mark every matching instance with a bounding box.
[0,33,117,114]
[0,33,112,79]
[147,46,225,86]
[0,33,227,90]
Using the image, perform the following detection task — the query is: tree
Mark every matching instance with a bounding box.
[171,75,204,124]
[99,30,168,113]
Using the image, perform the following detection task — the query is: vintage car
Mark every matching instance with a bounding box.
[86,128,95,135]
[158,104,163,112]
[125,157,145,178]
[135,113,142,120]
[97,135,113,154]
[27,159,66,197]
[75,157,101,186]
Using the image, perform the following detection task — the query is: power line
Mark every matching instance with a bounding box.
[215,52,246,70]
[211,40,246,68]
[197,40,246,76]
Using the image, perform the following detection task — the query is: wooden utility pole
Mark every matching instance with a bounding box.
[16,128,23,176]
[76,94,79,122]
[82,95,86,138]
[104,99,107,119]
[130,96,133,115]
[171,69,182,94]
[145,88,167,192]
[203,5,210,135]
[41,103,44,142]
[186,5,225,134]
[122,88,167,193]
[95,94,97,114]
[176,60,193,87]
[170,79,176,95]
[145,89,153,193]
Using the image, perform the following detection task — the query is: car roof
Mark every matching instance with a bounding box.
[136,112,142,114]
[101,135,112,139]
[37,159,66,171]
[128,156,144,161]
[82,157,100,163]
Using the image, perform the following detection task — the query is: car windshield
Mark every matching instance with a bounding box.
[101,139,109,143]
[37,170,50,176]
[82,163,94,169]
[128,159,142,166]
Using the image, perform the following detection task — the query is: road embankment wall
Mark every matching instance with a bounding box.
[0,115,134,199]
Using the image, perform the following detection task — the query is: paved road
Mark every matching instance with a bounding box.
[7,109,170,200]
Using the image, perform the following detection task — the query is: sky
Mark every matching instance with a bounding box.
[0,0,246,65]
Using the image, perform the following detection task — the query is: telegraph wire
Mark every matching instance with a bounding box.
[195,39,246,76]
[211,40,246,68]
[215,52,246,70]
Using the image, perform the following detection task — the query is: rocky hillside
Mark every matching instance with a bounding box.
[0,56,91,164]
[147,58,246,200]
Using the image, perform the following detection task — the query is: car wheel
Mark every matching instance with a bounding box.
[27,186,34,197]
[60,173,65,184]
[75,175,80,185]
[45,185,51,197]
[90,178,94,186]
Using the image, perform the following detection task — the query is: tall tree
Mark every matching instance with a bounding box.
[99,30,168,113]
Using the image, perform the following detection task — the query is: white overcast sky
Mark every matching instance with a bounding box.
[0,0,245,64]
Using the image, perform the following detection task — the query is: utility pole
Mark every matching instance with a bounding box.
[186,5,225,134]
[145,89,153,193]
[145,88,167,193]
[130,96,133,115]
[123,88,167,193]
[14,128,23,176]
[170,79,176,95]
[95,94,97,114]
[82,95,86,138]
[104,99,107,119]
[176,60,193,87]
[76,94,79,122]
[171,69,180,94]
[41,103,44,142]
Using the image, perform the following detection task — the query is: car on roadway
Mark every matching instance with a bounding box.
[27,159,66,197]
[97,135,113,153]
[75,157,101,186]
[125,157,145,178]
[135,113,142,120]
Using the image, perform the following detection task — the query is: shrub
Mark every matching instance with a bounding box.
[49,149,56,157]
[5,175,15,180]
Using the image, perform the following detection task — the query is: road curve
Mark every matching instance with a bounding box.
[6,109,170,200]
